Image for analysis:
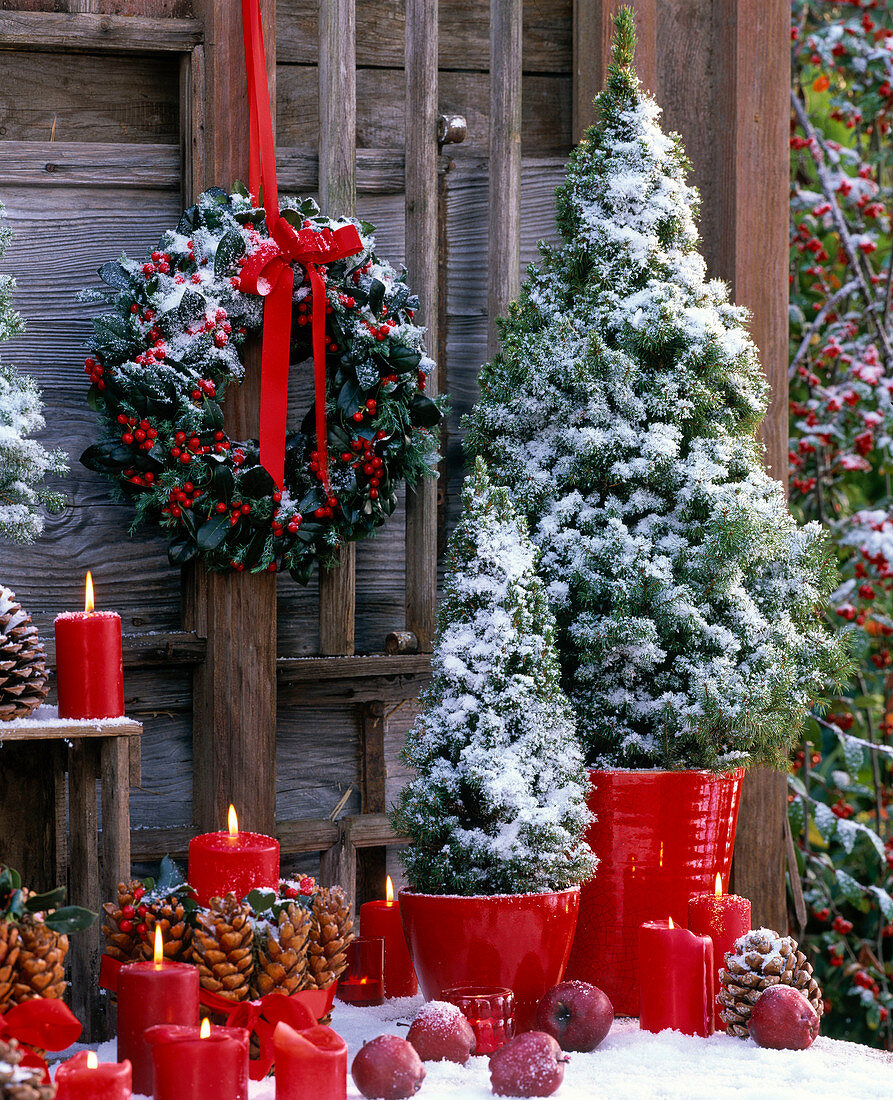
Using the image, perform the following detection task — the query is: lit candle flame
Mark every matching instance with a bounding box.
[385,875,394,903]
[715,872,723,898]
[86,1052,98,1069]
[85,571,95,614]
[668,916,674,929]
[228,804,239,837]
[200,1017,211,1039]
[153,924,164,968]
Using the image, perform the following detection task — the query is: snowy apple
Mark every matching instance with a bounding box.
[748,985,820,1050]
[489,1031,568,1097]
[351,1034,426,1099]
[407,1000,476,1063]
[535,979,614,1052]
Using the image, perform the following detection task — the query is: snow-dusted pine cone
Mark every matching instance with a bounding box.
[718,927,823,1038]
[191,893,253,1003]
[0,588,48,721]
[139,896,192,963]
[0,921,20,1013]
[251,902,310,998]
[101,880,144,964]
[0,1039,55,1100]
[10,916,67,1003]
[305,886,353,989]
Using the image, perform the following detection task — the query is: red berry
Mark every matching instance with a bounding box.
[370,489,379,500]
[352,411,365,423]
[285,887,298,900]
[136,923,148,937]
[119,919,134,934]
[216,502,227,513]
[122,433,134,445]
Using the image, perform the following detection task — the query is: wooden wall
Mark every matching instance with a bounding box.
[0,0,788,923]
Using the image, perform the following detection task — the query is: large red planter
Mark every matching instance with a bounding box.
[565,768,744,1016]
[399,887,580,1031]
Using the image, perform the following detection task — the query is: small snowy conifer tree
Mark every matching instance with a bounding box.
[393,458,596,896]
[465,10,846,771]
[0,201,65,542]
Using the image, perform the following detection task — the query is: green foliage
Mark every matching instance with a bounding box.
[0,864,95,933]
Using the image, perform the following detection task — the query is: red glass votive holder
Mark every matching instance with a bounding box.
[442,985,515,1054]
[336,937,384,1006]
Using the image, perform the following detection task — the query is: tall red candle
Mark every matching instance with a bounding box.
[54,572,124,720]
[361,876,417,998]
[688,875,751,1031]
[187,804,280,906]
[273,1021,347,1100]
[638,919,714,1038]
[146,1022,249,1100]
[54,1051,132,1100]
[116,930,200,1096]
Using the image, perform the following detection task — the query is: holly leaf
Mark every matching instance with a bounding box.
[869,885,893,920]
[215,230,246,277]
[834,868,864,905]
[43,906,97,934]
[177,205,199,234]
[81,441,134,473]
[155,856,188,897]
[389,344,422,374]
[368,278,386,316]
[409,393,442,427]
[196,512,232,550]
[24,887,67,913]
[99,261,132,291]
[211,463,235,503]
[337,380,362,415]
[168,538,198,566]
[237,464,276,498]
[813,801,837,845]
[246,888,276,914]
[842,735,864,776]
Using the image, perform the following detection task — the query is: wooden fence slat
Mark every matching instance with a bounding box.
[487,0,523,356]
[68,740,102,1038]
[0,12,202,53]
[317,0,358,656]
[403,0,439,652]
[0,141,180,189]
[99,737,132,905]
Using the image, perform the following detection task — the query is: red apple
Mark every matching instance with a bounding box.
[535,979,614,1052]
[489,1031,568,1097]
[351,1034,426,1099]
[748,986,820,1050]
[407,1000,476,1064]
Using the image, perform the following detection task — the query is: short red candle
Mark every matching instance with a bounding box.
[360,880,417,998]
[147,1023,249,1100]
[116,958,200,1095]
[54,1051,132,1100]
[273,1021,347,1100]
[638,920,714,1037]
[688,880,751,1031]
[187,808,280,906]
[54,572,124,719]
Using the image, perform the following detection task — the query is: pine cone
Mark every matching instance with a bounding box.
[305,886,353,990]
[252,902,310,998]
[101,880,144,964]
[0,920,20,1013]
[718,927,823,1038]
[0,588,48,722]
[139,896,192,963]
[191,893,253,1004]
[10,917,67,1003]
[0,1039,56,1100]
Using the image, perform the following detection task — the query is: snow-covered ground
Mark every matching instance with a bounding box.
[62,995,892,1100]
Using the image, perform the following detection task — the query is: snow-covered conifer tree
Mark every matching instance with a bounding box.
[0,201,66,542]
[393,457,596,896]
[465,10,846,771]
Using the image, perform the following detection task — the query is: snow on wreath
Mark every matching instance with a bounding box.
[78,186,443,582]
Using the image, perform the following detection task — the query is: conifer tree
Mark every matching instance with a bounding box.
[0,201,65,542]
[465,10,846,771]
[393,457,596,896]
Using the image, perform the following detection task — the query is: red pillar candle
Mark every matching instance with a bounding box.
[146,1021,250,1100]
[688,874,751,1031]
[360,876,418,998]
[54,1051,132,1100]
[187,804,280,906]
[116,929,200,1096]
[54,572,124,720]
[273,1021,347,1100]
[638,918,715,1038]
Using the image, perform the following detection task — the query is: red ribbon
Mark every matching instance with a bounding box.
[0,999,83,1082]
[240,0,363,491]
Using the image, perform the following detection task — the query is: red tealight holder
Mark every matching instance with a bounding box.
[335,938,384,1006]
[442,985,515,1054]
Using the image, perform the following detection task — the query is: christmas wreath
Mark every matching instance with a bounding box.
[80,186,442,582]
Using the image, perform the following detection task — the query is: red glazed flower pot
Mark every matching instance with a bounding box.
[564,768,744,1016]
[398,887,580,1032]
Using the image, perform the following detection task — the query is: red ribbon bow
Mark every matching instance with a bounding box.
[241,0,363,491]
[0,999,83,1082]
[226,993,316,1080]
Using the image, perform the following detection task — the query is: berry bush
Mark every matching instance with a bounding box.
[789,0,893,1049]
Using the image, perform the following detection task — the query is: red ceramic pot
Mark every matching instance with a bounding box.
[564,768,744,1016]
[399,887,580,1032]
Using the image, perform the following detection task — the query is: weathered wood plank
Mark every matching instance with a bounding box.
[487,0,522,356]
[277,654,431,683]
[0,141,180,189]
[0,719,141,740]
[403,0,439,652]
[0,11,202,52]
[68,739,103,1038]
[99,736,132,907]
[277,0,571,74]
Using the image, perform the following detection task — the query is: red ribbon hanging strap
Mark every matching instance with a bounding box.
[240,0,363,491]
